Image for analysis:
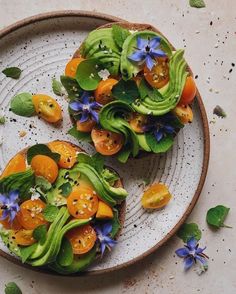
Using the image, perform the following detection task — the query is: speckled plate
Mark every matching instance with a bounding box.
[0,11,209,275]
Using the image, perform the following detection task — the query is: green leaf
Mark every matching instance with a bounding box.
[206,205,231,229]
[77,152,104,174]
[112,24,130,49]
[33,224,47,244]
[2,67,22,79]
[117,146,131,163]
[60,75,83,100]
[10,93,35,117]
[112,79,139,104]
[20,243,37,263]
[110,209,121,238]
[0,116,6,124]
[27,144,60,164]
[59,182,72,197]
[68,126,92,143]
[43,204,59,222]
[177,223,202,242]
[52,78,65,96]
[101,168,119,186]
[189,0,206,8]
[75,58,102,91]
[57,237,74,267]
[213,105,227,118]
[5,282,22,294]
[35,176,52,192]
[139,79,164,101]
[145,133,174,153]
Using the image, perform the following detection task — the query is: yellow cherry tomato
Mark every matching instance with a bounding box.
[172,105,193,124]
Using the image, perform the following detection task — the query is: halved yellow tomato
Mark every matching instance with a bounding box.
[13,229,36,246]
[76,119,96,133]
[65,57,85,78]
[129,113,148,133]
[178,76,196,105]
[0,209,22,230]
[0,153,26,179]
[31,155,58,183]
[172,105,193,124]
[94,78,118,105]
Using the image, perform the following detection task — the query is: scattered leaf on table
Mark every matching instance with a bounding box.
[189,0,206,8]
[177,223,202,242]
[2,67,22,79]
[206,205,231,229]
[213,105,227,118]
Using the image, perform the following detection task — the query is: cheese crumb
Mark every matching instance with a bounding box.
[98,69,110,81]
[19,130,27,137]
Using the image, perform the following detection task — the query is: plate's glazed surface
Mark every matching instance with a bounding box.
[0,11,209,274]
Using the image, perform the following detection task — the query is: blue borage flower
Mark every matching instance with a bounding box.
[175,237,208,270]
[0,190,20,222]
[128,36,166,70]
[94,222,117,256]
[69,91,102,123]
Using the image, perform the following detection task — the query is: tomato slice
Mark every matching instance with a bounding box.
[67,186,99,219]
[129,113,148,133]
[91,128,124,156]
[0,209,22,230]
[31,154,58,183]
[94,78,118,105]
[13,229,36,246]
[65,57,85,78]
[76,119,96,133]
[0,153,26,179]
[32,94,62,123]
[178,76,197,105]
[48,141,77,169]
[17,199,48,230]
[172,105,193,124]
[141,183,172,209]
[144,57,169,89]
[66,224,96,255]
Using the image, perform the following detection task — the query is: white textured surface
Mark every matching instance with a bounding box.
[0,0,235,293]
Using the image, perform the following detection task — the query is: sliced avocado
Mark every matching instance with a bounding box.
[0,229,21,257]
[137,134,151,152]
[121,30,173,80]
[132,50,188,116]
[49,246,97,275]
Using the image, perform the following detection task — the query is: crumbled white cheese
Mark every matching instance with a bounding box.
[98,69,110,81]
[30,188,41,201]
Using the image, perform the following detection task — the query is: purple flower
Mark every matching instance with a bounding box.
[94,222,117,256]
[175,237,208,270]
[69,92,102,123]
[128,36,166,70]
[0,190,20,222]
[154,124,175,142]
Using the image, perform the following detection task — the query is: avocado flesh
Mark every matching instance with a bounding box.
[137,134,151,152]
[0,230,21,257]
[121,30,173,80]
[99,101,139,157]
[132,50,188,116]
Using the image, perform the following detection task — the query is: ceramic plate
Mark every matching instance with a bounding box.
[0,11,209,274]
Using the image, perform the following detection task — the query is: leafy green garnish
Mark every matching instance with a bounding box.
[0,116,6,124]
[57,237,73,267]
[139,79,164,101]
[77,152,104,174]
[4,282,22,294]
[189,0,206,8]
[213,105,227,118]
[52,78,65,96]
[112,79,139,104]
[2,67,22,79]
[35,176,52,192]
[43,204,59,222]
[27,144,60,164]
[60,75,83,100]
[206,205,231,229]
[101,169,119,186]
[112,24,130,49]
[177,223,202,242]
[33,224,47,244]
[10,93,35,117]
[110,209,121,238]
[59,182,72,197]
[145,133,174,153]
[75,58,102,91]
[20,243,37,263]
[68,126,92,143]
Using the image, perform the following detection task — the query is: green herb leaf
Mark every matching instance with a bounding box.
[177,223,202,242]
[33,224,47,244]
[206,205,231,228]
[145,133,174,153]
[110,209,121,238]
[10,93,35,117]
[101,168,119,186]
[0,116,6,124]
[2,67,22,79]
[57,237,73,267]
[35,176,52,192]
[20,243,37,263]
[59,182,72,197]
[43,204,59,222]
[112,79,139,104]
[189,0,206,8]
[5,282,22,294]
[213,105,227,118]
[52,78,65,96]
[60,75,82,100]
[68,126,92,143]
[139,79,164,101]
[112,24,131,49]
[77,152,104,174]
[75,58,102,91]
[27,144,60,164]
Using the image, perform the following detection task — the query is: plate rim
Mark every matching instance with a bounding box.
[0,10,210,276]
